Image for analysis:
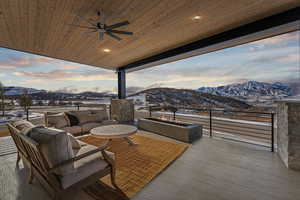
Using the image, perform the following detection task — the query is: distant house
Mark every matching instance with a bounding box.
[127,93,147,105]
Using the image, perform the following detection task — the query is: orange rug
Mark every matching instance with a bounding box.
[81,135,189,199]
[0,129,10,137]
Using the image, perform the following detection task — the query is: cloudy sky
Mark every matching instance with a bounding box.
[0,31,299,93]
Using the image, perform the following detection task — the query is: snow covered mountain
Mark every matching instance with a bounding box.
[131,87,251,109]
[3,86,116,100]
[197,81,292,104]
[4,86,45,95]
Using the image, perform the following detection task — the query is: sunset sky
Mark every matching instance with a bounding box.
[0,31,299,94]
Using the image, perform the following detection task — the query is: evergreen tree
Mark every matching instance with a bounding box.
[19,89,32,112]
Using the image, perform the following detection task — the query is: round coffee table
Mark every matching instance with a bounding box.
[90,124,138,145]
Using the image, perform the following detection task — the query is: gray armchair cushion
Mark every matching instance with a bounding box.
[26,127,75,176]
[60,144,114,189]
[12,120,35,132]
[61,126,82,136]
[78,140,88,147]
[67,133,81,149]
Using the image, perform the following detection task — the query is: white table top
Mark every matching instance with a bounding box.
[90,124,138,138]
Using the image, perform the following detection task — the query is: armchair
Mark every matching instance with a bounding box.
[7,122,126,200]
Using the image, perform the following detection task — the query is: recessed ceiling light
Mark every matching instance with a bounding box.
[192,15,202,20]
[103,48,111,53]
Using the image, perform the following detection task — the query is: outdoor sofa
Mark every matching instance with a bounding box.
[44,109,118,136]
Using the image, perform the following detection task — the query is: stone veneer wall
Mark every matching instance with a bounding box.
[110,99,134,122]
[277,100,300,170]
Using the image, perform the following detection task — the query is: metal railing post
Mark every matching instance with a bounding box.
[26,108,29,121]
[109,104,112,120]
[209,109,212,137]
[271,113,275,152]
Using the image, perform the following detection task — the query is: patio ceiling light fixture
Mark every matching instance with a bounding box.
[192,15,202,20]
[103,48,111,53]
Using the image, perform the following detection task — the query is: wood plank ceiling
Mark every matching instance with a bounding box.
[0,0,299,71]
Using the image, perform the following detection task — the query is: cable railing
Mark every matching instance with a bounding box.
[135,106,275,152]
[0,104,109,122]
[1,104,276,152]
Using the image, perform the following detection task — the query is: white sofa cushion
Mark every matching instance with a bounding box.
[90,110,109,122]
[46,113,69,128]
[81,122,102,133]
[68,110,91,124]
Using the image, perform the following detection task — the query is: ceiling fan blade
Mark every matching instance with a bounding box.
[109,30,133,35]
[99,32,104,40]
[106,32,122,41]
[75,14,96,26]
[82,30,98,35]
[100,9,106,25]
[106,21,129,30]
[66,24,96,30]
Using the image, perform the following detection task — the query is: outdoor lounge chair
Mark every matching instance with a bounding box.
[7,121,126,200]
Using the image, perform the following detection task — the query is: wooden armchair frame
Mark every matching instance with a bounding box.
[7,123,127,200]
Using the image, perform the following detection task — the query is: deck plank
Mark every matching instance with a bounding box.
[0,136,17,156]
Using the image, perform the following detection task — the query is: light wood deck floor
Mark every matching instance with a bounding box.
[0,131,300,200]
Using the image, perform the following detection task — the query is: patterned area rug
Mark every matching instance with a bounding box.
[81,135,189,199]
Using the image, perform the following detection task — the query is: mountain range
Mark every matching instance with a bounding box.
[197,81,293,99]
[2,86,116,100]
[3,86,46,96]
[3,80,298,108]
[131,87,251,109]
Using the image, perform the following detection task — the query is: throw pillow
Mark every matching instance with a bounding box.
[90,110,108,122]
[65,113,79,126]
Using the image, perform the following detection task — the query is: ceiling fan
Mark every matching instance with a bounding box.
[67,9,133,41]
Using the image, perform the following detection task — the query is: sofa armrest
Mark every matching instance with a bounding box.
[49,140,110,173]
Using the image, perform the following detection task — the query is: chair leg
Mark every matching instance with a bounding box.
[110,165,119,190]
[53,192,62,200]
[28,164,34,184]
[16,152,21,167]
[101,150,129,199]
[110,166,129,199]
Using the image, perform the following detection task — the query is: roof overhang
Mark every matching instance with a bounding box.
[120,6,300,72]
[0,1,299,72]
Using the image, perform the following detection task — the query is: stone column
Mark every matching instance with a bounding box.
[276,100,300,170]
[110,99,134,123]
